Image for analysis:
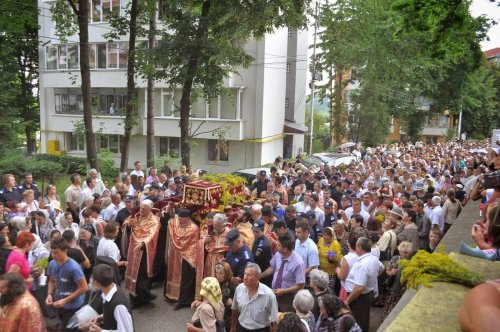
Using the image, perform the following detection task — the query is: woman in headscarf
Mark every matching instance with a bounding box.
[187,277,224,332]
[317,227,342,290]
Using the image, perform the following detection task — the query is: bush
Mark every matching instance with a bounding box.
[97,149,118,184]
[35,154,87,175]
[0,155,64,186]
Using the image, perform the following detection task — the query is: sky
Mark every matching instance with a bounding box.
[470,0,500,51]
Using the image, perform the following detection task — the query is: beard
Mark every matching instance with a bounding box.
[0,290,18,307]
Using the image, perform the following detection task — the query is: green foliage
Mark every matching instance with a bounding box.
[50,1,78,43]
[0,154,62,185]
[35,154,87,175]
[305,107,329,152]
[400,249,484,289]
[153,154,181,173]
[97,149,119,184]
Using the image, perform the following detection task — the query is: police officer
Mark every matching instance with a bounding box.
[306,210,322,243]
[18,172,41,203]
[272,219,296,241]
[225,229,253,280]
[0,174,23,209]
[248,170,269,198]
[251,219,273,287]
[323,201,338,228]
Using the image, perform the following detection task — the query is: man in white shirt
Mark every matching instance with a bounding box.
[294,221,319,276]
[429,196,445,232]
[345,237,384,332]
[130,161,144,178]
[343,198,370,227]
[360,192,372,214]
[82,169,106,195]
[306,194,325,228]
[87,264,133,332]
[231,263,278,331]
[103,194,125,223]
[294,191,311,214]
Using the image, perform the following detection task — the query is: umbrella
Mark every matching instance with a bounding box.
[340,142,356,149]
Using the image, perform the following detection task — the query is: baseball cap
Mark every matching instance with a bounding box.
[306,210,316,220]
[225,229,240,246]
[251,219,265,231]
[259,170,267,176]
[341,195,351,201]
[124,195,135,202]
[272,220,287,231]
[324,201,334,209]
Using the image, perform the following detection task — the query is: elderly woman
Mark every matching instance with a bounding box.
[188,277,224,332]
[309,269,333,320]
[396,209,419,251]
[315,294,360,332]
[380,241,414,322]
[22,189,39,214]
[333,222,349,256]
[317,227,342,289]
[55,212,80,241]
[378,214,398,262]
[293,289,316,332]
[214,262,234,332]
[32,211,53,244]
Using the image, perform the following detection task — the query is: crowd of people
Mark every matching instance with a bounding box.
[0,140,499,332]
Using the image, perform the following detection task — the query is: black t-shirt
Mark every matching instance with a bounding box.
[49,247,85,265]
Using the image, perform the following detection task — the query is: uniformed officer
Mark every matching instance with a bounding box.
[272,219,296,242]
[248,170,269,198]
[306,210,322,243]
[18,172,41,203]
[225,229,254,280]
[251,219,273,287]
[0,174,23,209]
[323,201,338,228]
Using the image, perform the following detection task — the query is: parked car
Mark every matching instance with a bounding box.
[232,167,286,184]
[302,152,359,168]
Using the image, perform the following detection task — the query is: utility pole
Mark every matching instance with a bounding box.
[457,109,463,140]
[308,1,319,155]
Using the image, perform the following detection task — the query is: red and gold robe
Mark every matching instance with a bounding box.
[164,217,199,300]
[203,227,230,278]
[0,290,46,332]
[124,211,160,295]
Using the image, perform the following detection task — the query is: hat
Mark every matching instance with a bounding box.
[251,219,265,231]
[174,177,183,184]
[456,183,464,189]
[330,175,339,181]
[306,210,316,221]
[178,209,191,218]
[388,206,404,219]
[81,224,95,235]
[259,170,267,176]
[343,179,352,186]
[341,195,351,201]
[324,201,334,209]
[199,277,222,311]
[414,182,425,191]
[297,212,309,221]
[225,229,240,246]
[272,220,287,231]
[149,184,161,190]
[124,195,135,202]
[49,200,63,212]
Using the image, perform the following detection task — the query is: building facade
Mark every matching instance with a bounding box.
[38,0,308,172]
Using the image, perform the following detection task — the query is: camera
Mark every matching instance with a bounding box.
[484,171,500,189]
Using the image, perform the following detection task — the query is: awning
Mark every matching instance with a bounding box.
[284,121,309,134]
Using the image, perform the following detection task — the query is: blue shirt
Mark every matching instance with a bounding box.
[272,206,285,219]
[294,238,319,269]
[226,245,254,278]
[48,258,85,309]
[270,251,305,289]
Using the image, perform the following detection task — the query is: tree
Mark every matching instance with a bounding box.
[0,0,39,154]
[152,0,310,167]
[52,0,98,169]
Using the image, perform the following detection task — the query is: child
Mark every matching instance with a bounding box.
[426,228,442,253]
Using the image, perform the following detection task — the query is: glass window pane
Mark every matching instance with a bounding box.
[208,97,218,118]
[92,0,102,22]
[102,0,111,21]
[119,42,128,68]
[169,137,179,157]
[191,98,206,118]
[78,134,84,150]
[155,90,162,117]
[173,89,181,117]
[108,43,118,68]
[207,140,217,161]
[111,0,120,13]
[220,90,237,119]
[159,137,168,155]
[67,44,79,69]
[99,95,107,114]
[58,45,67,69]
[69,132,77,151]
[89,44,96,69]
[163,94,173,116]
[109,135,119,153]
[46,46,57,70]
[97,44,107,68]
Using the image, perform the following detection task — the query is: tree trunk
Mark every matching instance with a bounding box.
[120,0,139,172]
[179,0,211,167]
[146,3,157,168]
[74,0,98,169]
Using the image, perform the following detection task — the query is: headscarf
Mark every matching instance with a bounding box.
[199,277,222,311]
[29,233,50,265]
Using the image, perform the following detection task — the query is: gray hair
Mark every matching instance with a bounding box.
[293,289,315,314]
[431,196,441,205]
[141,199,153,208]
[245,263,261,276]
[309,269,329,290]
[213,213,227,226]
[357,237,372,253]
[251,204,263,212]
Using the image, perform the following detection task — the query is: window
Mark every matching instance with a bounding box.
[46,46,57,70]
[119,42,128,68]
[108,43,118,68]
[68,132,84,151]
[89,44,96,69]
[286,63,291,74]
[208,139,228,162]
[91,0,122,22]
[55,88,83,114]
[67,45,79,69]
[220,90,237,120]
[54,88,128,115]
[159,137,180,157]
[97,44,107,68]
[285,98,290,111]
[98,134,121,153]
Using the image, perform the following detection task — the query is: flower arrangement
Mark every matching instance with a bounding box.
[399,249,484,289]
[34,257,49,270]
[201,174,246,208]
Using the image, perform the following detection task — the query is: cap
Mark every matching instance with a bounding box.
[251,219,265,231]
[124,195,135,202]
[414,182,425,191]
[324,201,334,209]
[306,210,316,220]
[330,175,339,181]
[388,206,404,219]
[178,209,191,218]
[81,224,95,235]
[343,179,352,186]
[225,229,240,246]
[341,195,351,201]
[174,177,183,184]
[456,183,464,189]
[297,212,309,221]
[259,170,267,176]
[149,184,161,190]
[272,220,287,231]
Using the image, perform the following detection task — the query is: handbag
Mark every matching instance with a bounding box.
[379,232,394,261]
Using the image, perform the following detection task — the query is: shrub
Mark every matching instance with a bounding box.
[35,154,87,175]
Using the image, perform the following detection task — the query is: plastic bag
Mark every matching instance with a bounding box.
[66,304,99,329]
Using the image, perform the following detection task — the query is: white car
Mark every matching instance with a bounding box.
[302,152,359,168]
[232,167,286,184]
